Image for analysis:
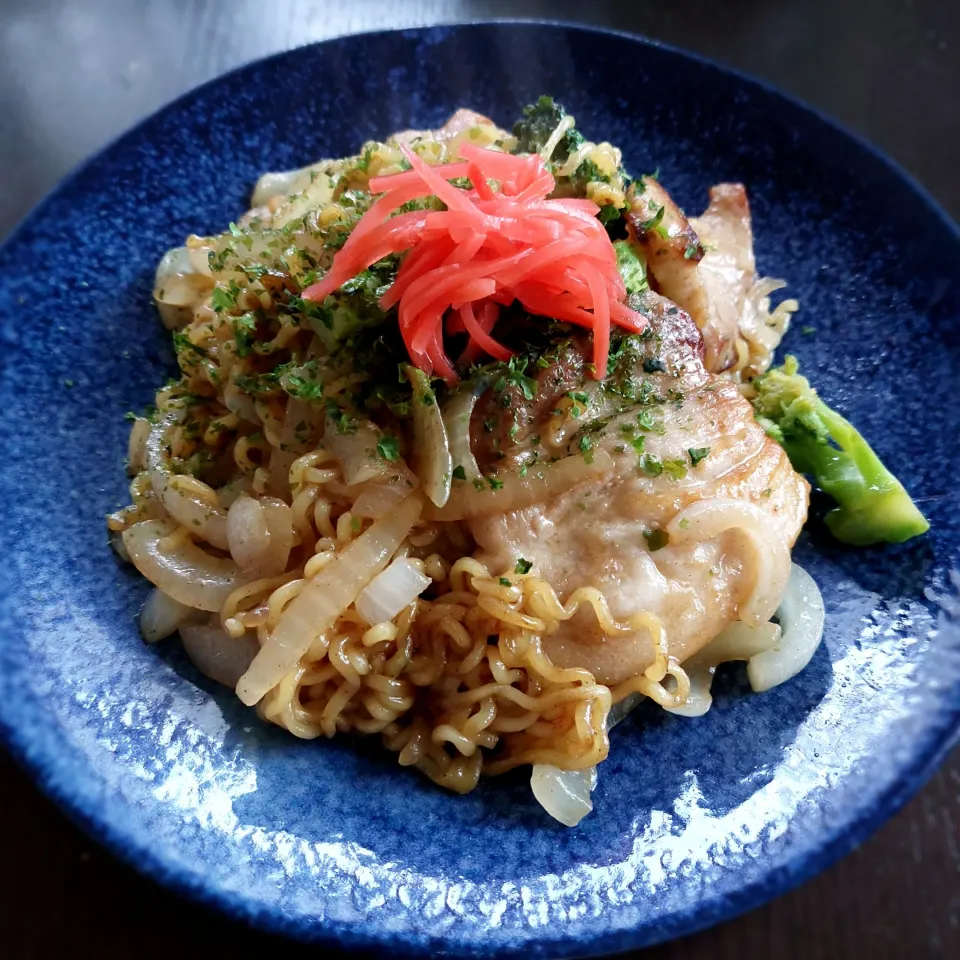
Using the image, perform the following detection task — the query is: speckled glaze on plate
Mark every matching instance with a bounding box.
[0,22,958,958]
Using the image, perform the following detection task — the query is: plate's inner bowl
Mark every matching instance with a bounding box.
[0,23,958,955]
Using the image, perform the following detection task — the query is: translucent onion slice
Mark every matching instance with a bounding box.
[356,558,431,625]
[143,412,230,549]
[236,495,422,706]
[530,765,597,827]
[325,413,416,487]
[663,563,824,715]
[223,382,260,424]
[664,622,781,718]
[225,495,293,578]
[260,498,294,576]
[127,417,151,475]
[153,245,214,330]
[226,495,271,570]
[180,622,261,687]
[153,472,229,550]
[406,367,452,507]
[748,563,825,692]
[352,480,413,519]
[122,519,248,612]
[531,692,642,827]
[139,587,199,644]
[441,381,486,481]
[251,166,318,206]
[429,450,613,521]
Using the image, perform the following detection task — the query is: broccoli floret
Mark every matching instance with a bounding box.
[751,356,929,546]
[614,241,648,295]
[512,96,584,163]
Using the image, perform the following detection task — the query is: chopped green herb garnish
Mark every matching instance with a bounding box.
[498,577,512,587]
[638,204,665,234]
[452,465,467,481]
[643,528,670,551]
[636,410,658,431]
[376,436,400,462]
[515,558,533,575]
[642,357,667,374]
[233,313,258,358]
[211,280,241,313]
[640,454,663,477]
[687,446,711,466]
[663,458,688,480]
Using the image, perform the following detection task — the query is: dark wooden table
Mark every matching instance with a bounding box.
[1,2,957,957]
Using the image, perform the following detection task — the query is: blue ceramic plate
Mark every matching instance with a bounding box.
[0,22,958,958]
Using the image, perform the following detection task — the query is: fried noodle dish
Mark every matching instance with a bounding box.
[109,100,928,824]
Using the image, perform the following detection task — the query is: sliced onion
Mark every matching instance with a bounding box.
[139,587,199,644]
[144,411,182,473]
[225,495,293,578]
[144,414,224,547]
[127,417,151,475]
[260,498,294,576]
[153,245,214,329]
[153,472,229,550]
[223,383,261,425]
[352,480,414,519]
[441,381,486,481]
[748,563,825,692]
[406,367,452,508]
[180,622,261,687]
[122,518,249,612]
[236,495,422,705]
[251,165,318,207]
[266,445,297,498]
[324,413,414,486]
[530,765,597,827]
[664,622,781,718]
[226,495,271,570]
[662,669,714,718]
[266,398,323,497]
[429,450,613,521]
[356,558,431,625]
[143,413,230,549]
[531,691,642,827]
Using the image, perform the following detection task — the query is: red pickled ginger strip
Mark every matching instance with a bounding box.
[303,141,646,381]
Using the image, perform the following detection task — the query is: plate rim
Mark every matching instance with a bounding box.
[1,19,959,957]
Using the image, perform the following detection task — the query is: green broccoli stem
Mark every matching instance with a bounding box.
[778,400,929,546]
